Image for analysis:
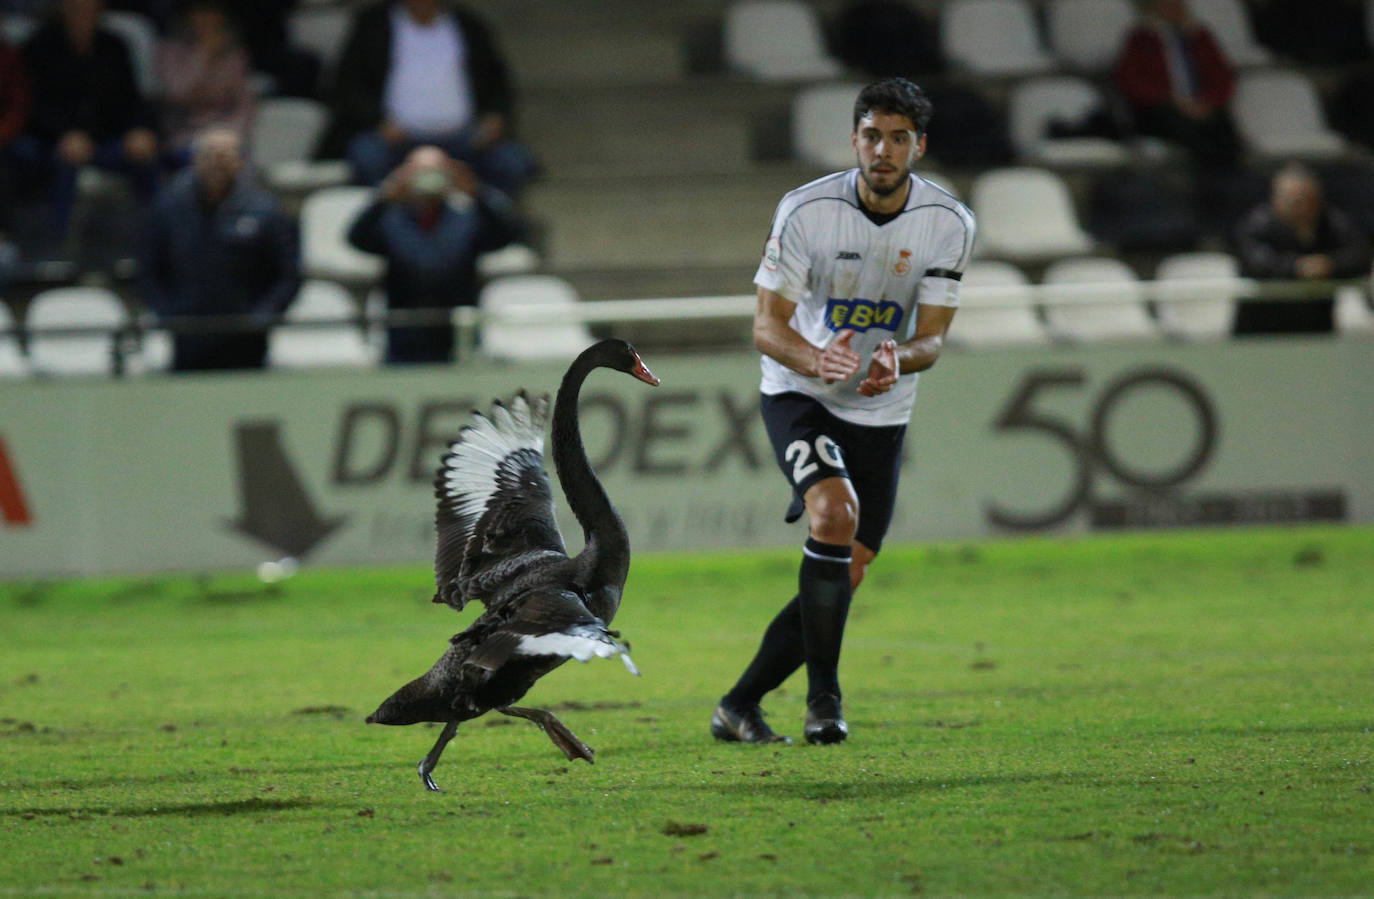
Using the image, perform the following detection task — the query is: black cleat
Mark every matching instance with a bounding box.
[711,700,792,744]
[804,693,848,745]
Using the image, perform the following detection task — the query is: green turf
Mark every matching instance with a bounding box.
[1,525,1372,897]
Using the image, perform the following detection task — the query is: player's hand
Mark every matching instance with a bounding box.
[858,338,898,396]
[817,329,862,384]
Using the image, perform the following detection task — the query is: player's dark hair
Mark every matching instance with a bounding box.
[852,78,933,135]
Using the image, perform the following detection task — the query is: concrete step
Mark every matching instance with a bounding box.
[525,166,822,272]
[520,78,795,178]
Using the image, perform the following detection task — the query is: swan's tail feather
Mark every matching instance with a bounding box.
[514,625,640,676]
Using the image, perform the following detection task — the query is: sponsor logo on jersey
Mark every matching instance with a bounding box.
[835,251,862,260]
[763,236,781,271]
[825,297,904,333]
[894,249,912,275]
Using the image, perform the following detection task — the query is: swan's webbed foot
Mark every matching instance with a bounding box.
[417,721,459,792]
[499,706,595,763]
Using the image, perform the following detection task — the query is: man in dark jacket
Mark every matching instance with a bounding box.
[1113,0,1238,168]
[1233,163,1371,335]
[140,127,301,371]
[17,0,159,236]
[347,144,524,364]
[323,0,536,197]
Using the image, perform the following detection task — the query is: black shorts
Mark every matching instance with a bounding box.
[760,391,907,553]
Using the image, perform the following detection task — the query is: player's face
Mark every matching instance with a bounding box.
[853,111,925,197]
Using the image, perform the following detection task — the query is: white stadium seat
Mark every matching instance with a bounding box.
[1189,0,1272,67]
[1154,251,1241,341]
[953,260,1051,346]
[942,0,1056,76]
[724,0,842,81]
[1232,69,1349,160]
[791,82,865,170]
[1041,256,1162,342]
[103,11,159,97]
[477,243,541,279]
[1335,283,1374,335]
[250,97,351,192]
[1045,0,1136,71]
[268,280,377,369]
[479,275,595,362]
[299,186,384,286]
[0,302,30,377]
[970,167,1095,261]
[26,287,130,376]
[1007,76,1132,166]
[287,6,352,79]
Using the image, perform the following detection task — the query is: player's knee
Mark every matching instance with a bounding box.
[807,490,858,545]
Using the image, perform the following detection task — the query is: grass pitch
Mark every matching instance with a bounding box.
[1,525,1372,896]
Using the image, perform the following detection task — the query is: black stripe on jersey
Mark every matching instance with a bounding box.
[924,267,963,280]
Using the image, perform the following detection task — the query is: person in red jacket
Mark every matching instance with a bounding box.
[1113,0,1239,167]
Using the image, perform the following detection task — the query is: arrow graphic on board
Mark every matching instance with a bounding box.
[228,421,346,559]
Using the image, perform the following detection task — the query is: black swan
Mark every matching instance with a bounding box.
[366,339,660,791]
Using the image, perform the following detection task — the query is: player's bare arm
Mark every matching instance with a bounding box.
[753,286,862,383]
[857,304,956,396]
[895,303,957,374]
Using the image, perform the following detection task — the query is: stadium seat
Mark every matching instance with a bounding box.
[1232,69,1349,160]
[1007,75,1133,166]
[477,243,541,279]
[250,97,351,193]
[792,82,867,171]
[287,6,352,81]
[1044,0,1136,72]
[130,326,173,376]
[969,167,1095,261]
[0,302,30,377]
[1335,283,1374,335]
[26,286,130,376]
[268,280,377,369]
[941,0,1056,76]
[952,260,1051,346]
[1189,0,1272,67]
[479,275,595,362]
[1153,251,1242,341]
[723,0,842,81]
[103,11,159,97]
[1,13,36,44]
[1041,257,1162,342]
[299,186,384,287]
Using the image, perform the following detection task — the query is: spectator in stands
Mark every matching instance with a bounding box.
[323,0,536,197]
[1233,163,1371,335]
[346,144,525,364]
[1113,0,1238,168]
[140,127,300,371]
[158,1,255,166]
[15,0,160,238]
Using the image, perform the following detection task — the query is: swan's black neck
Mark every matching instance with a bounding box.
[552,350,629,618]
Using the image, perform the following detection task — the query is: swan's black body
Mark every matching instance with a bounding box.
[365,339,659,791]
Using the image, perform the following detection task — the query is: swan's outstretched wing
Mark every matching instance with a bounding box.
[433,391,567,610]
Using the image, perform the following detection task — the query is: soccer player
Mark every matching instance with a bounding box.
[711,78,975,745]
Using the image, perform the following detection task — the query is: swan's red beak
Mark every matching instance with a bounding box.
[631,354,660,387]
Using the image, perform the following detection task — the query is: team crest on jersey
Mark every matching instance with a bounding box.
[826,297,904,333]
[764,236,781,271]
[894,249,912,275]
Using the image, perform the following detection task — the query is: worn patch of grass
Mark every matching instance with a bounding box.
[1,525,1371,896]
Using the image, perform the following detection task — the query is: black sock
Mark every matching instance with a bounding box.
[797,538,852,705]
[723,595,803,708]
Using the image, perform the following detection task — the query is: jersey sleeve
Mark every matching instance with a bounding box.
[916,205,977,308]
[753,201,810,303]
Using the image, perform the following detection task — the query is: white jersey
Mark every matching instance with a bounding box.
[754,169,976,426]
